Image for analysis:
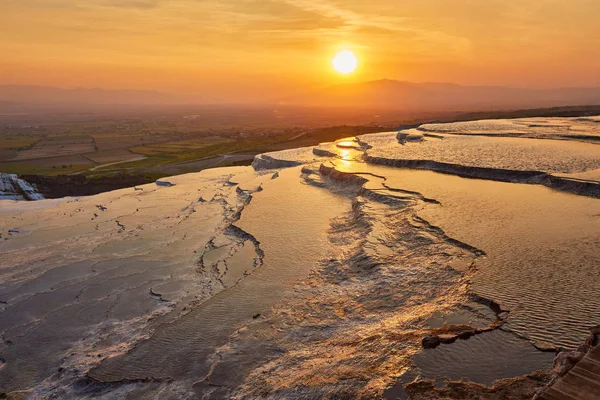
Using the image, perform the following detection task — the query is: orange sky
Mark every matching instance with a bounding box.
[1,0,599,102]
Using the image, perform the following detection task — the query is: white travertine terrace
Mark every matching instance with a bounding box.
[0,117,598,398]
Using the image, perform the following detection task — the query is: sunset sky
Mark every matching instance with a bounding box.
[1,0,599,102]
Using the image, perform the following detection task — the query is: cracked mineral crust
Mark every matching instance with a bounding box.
[0,117,599,399]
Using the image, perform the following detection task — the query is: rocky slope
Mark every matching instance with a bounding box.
[0,173,44,201]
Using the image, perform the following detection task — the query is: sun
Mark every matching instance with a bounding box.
[332,50,358,74]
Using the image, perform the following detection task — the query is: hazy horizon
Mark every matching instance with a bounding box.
[4,78,600,96]
[2,80,600,113]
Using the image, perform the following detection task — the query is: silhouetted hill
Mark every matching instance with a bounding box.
[3,82,600,113]
[288,79,600,111]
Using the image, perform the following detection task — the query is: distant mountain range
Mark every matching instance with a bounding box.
[286,79,600,111]
[2,81,600,112]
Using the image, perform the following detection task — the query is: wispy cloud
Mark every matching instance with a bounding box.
[103,1,162,9]
[1,0,599,92]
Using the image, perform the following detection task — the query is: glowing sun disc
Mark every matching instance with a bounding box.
[332,50,358,74]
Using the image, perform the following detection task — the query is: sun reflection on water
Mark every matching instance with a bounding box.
[339,148,352,161]
[336,141,356,148]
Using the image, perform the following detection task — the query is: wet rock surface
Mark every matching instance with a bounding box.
[0,173,43,201]
[402,370,554,400]
[0,117,598,398]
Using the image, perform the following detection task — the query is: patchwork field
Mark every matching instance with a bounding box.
[92,133,148,151]
[0,158,95,175]
[0,137,41,162]
[83,149,144,164]
[0,149,17,161]
[11,135,95,161]
[0,137,40,150]
[129,136,233,155]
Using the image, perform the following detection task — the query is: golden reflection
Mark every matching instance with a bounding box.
[339,149,352,161]
[336,141,357,148]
